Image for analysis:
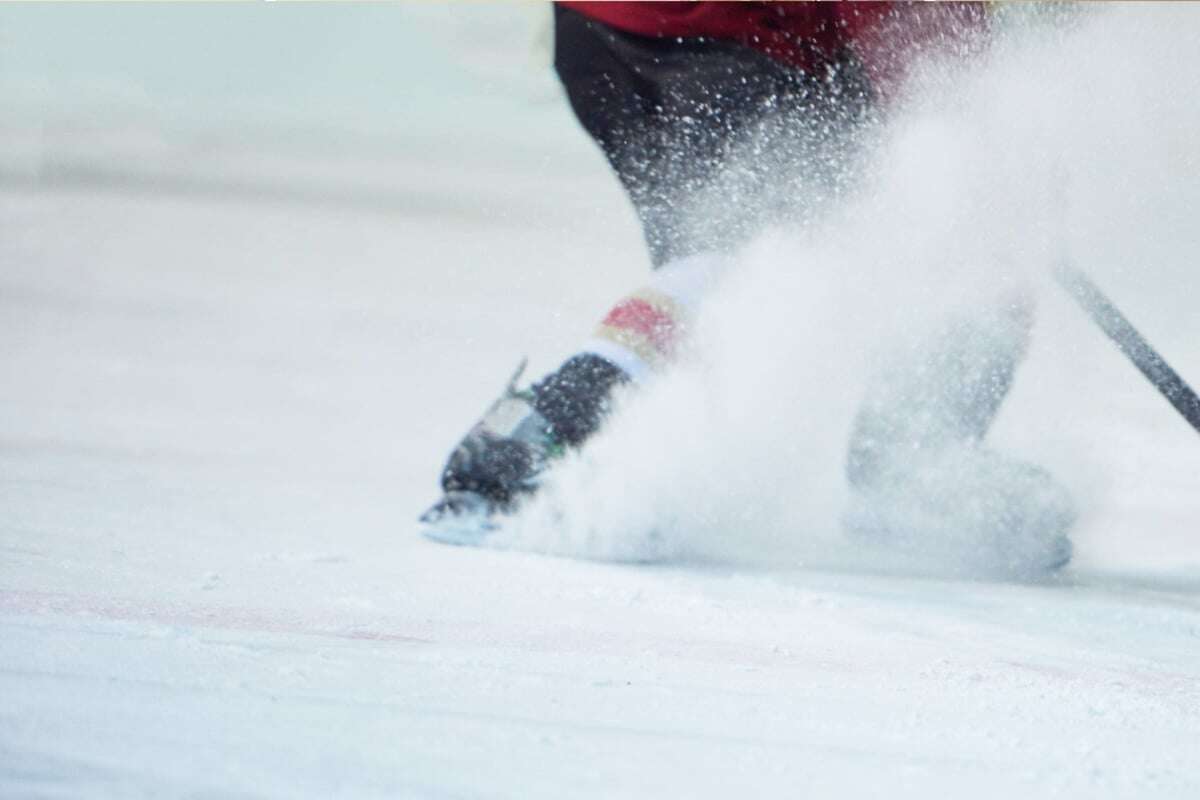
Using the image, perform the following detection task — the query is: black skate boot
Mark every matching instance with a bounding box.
[420,361,562,545]
[420,354,628,545]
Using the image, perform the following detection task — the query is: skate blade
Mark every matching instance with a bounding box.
[419,492,500,548]
[421,516,499,547]
[842,501,1075,581]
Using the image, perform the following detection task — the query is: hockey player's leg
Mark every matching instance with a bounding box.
[421,253,726,541]
[422,10,750,541]
[844,292,1076,578]
[846,293,1036,487]
[424,9,851,542]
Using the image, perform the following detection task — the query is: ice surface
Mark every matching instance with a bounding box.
[1,4,1199,798]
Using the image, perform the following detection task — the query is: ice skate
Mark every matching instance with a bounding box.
[420,361,563,546]
[843,447,1076,579]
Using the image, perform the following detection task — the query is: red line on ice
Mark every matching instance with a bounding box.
[0,589,430,644]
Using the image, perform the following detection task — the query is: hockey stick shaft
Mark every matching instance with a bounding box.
[1054,262,1200,435]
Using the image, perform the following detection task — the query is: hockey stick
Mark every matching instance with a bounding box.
[1054,262,1200,435]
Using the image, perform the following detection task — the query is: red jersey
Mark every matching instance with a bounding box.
[556,2,988,99]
